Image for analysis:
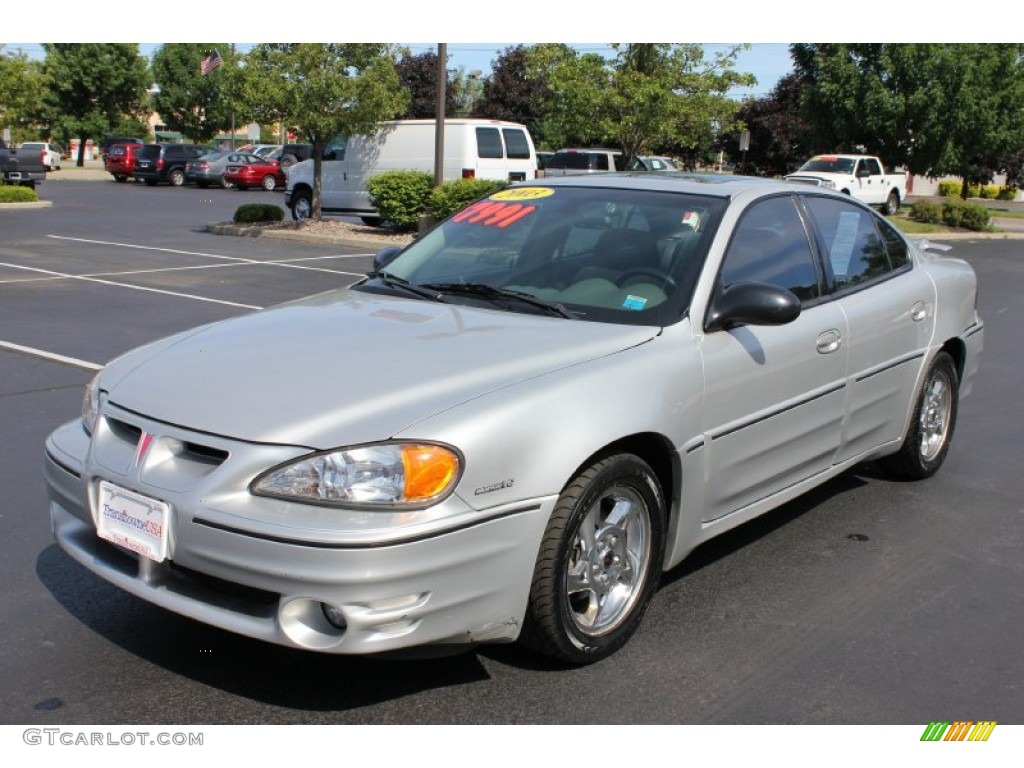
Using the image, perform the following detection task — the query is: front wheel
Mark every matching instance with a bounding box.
[290,188,313,221]
[880,351,959,479]
[883,191,900,216]
[521,453,666,664]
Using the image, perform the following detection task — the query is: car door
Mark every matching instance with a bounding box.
[699,195,848,523]
[800,195,936,462]
[319,135,350,210]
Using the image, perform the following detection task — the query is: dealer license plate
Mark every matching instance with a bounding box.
[96,481,170,562]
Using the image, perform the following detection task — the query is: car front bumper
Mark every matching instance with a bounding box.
[45,414,553,654]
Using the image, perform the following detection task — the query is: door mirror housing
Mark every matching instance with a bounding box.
[706,282,802,332]
[373,246,403,271]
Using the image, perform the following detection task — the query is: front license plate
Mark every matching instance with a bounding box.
[96,481,169,562]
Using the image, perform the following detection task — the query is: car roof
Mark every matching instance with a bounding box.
[529,172,803,198]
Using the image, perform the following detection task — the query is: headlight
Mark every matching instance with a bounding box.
[82,372,103,435]
[822,180,837,190]
[251,442,462,509]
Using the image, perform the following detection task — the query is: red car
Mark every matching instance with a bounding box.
[222,153,286,191]
[104,143,143,183]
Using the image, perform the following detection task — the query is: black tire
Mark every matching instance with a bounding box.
[880,351,959,480]
[290,188,313,221]
[883,191,900,216]
[220,178,235,190]
[360,216,383,227]
[279,154,298,171]
[169,168,186,187]
[521,453,666,664]
[261,174,277,191]
[114,175,126,183]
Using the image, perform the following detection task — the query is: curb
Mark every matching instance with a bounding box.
[204,222,412,250]
[0,200,53,210]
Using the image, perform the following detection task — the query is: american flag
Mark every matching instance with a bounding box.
[200,50,223,77]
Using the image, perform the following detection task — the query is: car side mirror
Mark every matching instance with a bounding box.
[706,282,801,332]
[373,246,403,271]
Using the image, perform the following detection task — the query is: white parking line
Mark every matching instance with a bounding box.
[47,236,366,276]
[0,339,102,371]
[0,262,263,310]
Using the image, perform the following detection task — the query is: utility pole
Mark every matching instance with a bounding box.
[434,43,446,187]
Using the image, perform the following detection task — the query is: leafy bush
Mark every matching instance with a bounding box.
[428,178,507,220]
[997,186,1018,201]
[0,185,39,202]
[366,171,434,230]
[978,184,1000,199]
[937,180,959,197]
[942,200,991,231]
[909,200,942,224]
[233,203,284,223]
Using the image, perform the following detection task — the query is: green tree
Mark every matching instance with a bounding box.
[721,74,812,176]
[236,44,408,219]
[478,45,549,135]
[41,44,149,166]
[529,43,755,164]
[152,44,235,144]
[395,50,455,119]
[791,44,1024,197]
[0,46,47,141]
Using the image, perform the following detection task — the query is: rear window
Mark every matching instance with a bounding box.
[547,152,595,170]
[137,146,161,160]
[476,127,504,159]
[107,145,127,157]
[502,128,531,160]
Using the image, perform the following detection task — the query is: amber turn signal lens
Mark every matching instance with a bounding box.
[402,444,459,502]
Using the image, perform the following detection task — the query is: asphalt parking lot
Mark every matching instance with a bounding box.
[1,178,1022,729]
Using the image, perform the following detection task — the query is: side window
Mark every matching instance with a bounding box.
[502,128,531,159]
[877,216,910,269]
[864,158,883,176]
[720,196,821,302]
[593,154,609,171]
[476,127,503,159]
[803,197,893,288]
[324,135,347,161]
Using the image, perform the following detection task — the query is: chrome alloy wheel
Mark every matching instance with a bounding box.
[919,367,953,461]
[564,488,651,636]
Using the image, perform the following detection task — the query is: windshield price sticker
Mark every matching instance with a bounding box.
[490,187,555,201]
[453,200,538,228]
[96,481,170,562]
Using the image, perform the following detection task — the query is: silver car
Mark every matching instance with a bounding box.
[44,175,983,664]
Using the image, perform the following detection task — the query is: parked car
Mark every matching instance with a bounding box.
[20,142,62,171]
[278,143,314,171]
[185,151,235,188]
[101,136,144,157]
[133,143,208,186]
[543,148,625,176]
[0,138,47,188]
[285,119,538,222]
[236,144,283,158]
[44,174,983,665]
[785,154,907,215]
[222,153,285,190]
[630,155,680,171]
[103,142,144,182]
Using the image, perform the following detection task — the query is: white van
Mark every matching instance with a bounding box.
[284,119,538,223]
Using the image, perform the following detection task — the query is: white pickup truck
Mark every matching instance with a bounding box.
[785,154,906,215]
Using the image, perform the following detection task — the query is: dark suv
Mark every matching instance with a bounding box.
[133,143,208,186]
[278,143,315,171]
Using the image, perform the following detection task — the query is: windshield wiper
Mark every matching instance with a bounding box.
[421,282,575,319]
[365,270,445,303]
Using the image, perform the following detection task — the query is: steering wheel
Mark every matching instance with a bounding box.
[616,267,677,292]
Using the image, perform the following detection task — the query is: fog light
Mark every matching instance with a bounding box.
[321,602,347,630]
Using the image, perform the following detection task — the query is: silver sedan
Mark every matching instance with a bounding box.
[45,174,983,664]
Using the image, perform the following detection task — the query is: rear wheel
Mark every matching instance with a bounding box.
[261,174,277,191]
[880,351,959,479]
[169,168,186,186]
[521,453,666,664]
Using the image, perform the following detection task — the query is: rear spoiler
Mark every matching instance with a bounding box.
[912,238,952,254]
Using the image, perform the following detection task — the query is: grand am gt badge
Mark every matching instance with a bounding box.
[474,478,515,496]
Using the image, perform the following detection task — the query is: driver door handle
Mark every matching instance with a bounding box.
[816,329,842,354]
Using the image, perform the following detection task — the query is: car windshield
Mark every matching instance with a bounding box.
[356,185,727,326]
[798,156,856,174]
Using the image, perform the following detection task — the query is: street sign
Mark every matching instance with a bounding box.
[246,123,260,141]
[739,131,751,152]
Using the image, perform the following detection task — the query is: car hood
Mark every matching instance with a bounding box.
[103,288,658,448]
